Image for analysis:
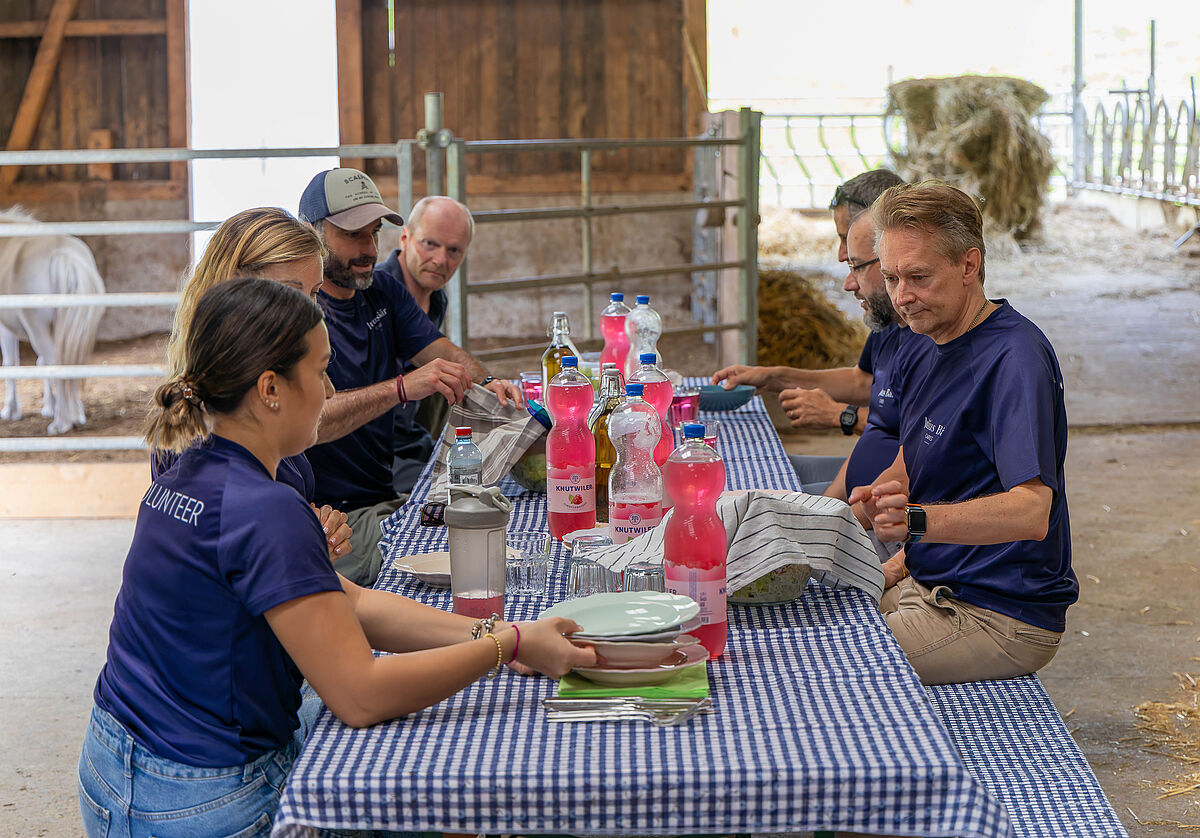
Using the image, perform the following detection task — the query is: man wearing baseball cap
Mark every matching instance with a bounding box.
[299,167,516,586]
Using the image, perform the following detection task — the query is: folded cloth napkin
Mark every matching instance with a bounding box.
[591,491,885,602]
[429,384,546,499]
[557,663,710,699]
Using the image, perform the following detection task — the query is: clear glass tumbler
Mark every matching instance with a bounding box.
[505,530,550,596]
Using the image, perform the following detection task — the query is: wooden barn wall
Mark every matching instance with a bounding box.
[340,0,705,195]
[0,0,187,197]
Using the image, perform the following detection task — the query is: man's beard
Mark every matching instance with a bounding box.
[863,290,900,332]
[325,253,374,291]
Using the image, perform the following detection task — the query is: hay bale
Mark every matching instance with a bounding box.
[888,75,1054,237]
[757,267,866,370]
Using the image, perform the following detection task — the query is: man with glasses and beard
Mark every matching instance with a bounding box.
[712,168,904,494]
[297,168,517,586]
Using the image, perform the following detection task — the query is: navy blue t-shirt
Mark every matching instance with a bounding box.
[96,436,343,767]
[306,269,442,509]
[377,249,448,487]
[893,300,1077,631]
[153,448,315,503]
[844,324,931,491]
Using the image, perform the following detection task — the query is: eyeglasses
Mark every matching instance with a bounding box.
[830,184,870,211]
[847,258,880,275]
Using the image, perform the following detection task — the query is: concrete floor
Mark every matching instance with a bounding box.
[3,257,1199,836]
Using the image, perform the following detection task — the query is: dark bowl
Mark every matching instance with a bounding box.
[698,384,754,411]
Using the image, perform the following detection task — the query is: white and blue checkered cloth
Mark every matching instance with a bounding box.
[272,392,1012,838]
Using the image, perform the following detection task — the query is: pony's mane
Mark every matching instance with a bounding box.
[0,206,38,224]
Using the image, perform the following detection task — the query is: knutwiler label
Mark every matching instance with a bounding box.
[547,465,595,513]
[665,573,727,625]
[608,503,662,544]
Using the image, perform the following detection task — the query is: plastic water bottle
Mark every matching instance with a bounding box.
[608,383,663,544]
[446,427,483,501]
[627,353,674,472]
[588,363,624,523]
[599,292,632,379]
[545,356,596,540]
[664,423,728,658]
[624,295,662,379]
[541,311,580,393]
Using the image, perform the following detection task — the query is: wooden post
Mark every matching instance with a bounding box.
[165,0,191,185]
[335,0,366,171]
[87,129,114,181]
[0,0,82,188]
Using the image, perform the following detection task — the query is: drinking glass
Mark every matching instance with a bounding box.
[569,532,614,559]
[505,530,549,596]
[702,419,721,450]
[669,386,700,429]
[568,559,614,598]
[519,371,543,403]
[621,560,666,593]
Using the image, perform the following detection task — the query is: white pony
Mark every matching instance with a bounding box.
[0,207,106,434]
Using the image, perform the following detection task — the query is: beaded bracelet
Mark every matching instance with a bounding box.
[510,623,520,664]
[484,632,504,679]
[395,374,408,407]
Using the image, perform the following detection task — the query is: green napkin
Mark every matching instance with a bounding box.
[557,662,710,699]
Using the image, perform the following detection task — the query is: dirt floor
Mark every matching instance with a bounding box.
[2,201,1199,835]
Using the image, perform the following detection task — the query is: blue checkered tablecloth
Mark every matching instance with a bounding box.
[272,391,1011,838]
[928,677,1128,838]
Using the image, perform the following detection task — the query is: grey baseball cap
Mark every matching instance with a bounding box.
[298,168,404,230]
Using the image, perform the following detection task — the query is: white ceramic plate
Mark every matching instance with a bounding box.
[396,548,526,588]
[572,615,703,643]
[573,643,709,686]
[540,592,700,637]
[561,526,613,549]
[590,634,700,668]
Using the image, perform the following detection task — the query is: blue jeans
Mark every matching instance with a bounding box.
[78,693,320,838]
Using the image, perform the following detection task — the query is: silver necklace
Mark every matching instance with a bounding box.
[966,299,990,332]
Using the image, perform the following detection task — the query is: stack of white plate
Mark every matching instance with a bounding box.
[539,592,710,686]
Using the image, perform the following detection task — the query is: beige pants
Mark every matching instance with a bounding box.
[880,576,1062,686]
[336,497,407,587]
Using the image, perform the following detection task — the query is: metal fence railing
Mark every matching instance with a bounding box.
[0,97,762,452]
[758,92,1196,210]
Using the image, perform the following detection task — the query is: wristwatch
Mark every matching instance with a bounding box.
[839,404,859,435]
[905,504,927,545]
[479,375,496,387]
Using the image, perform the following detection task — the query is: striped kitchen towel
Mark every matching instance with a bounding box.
[592,490,885,602]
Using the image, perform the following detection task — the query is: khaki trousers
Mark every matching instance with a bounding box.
[336,497,407,587]
[880,576,1062,686]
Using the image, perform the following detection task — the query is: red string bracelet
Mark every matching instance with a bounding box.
[395,374,408,406]
[509,623,520,663]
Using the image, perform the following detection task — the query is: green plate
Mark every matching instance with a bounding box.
[539,592,700,637]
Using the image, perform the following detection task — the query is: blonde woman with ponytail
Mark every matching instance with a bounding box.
[154,207,351,558]
[81,278,594,838]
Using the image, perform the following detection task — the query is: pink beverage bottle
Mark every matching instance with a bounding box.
[627,353,675,508]
[607,382,663,544]
[599,292,632,380]
[664,423,728,658]
[545,355,597,540]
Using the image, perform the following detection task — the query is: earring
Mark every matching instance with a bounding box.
[267,400,279,410]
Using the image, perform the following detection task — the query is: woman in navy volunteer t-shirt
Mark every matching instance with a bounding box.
[79,279,595,838]
[152,207,354,560]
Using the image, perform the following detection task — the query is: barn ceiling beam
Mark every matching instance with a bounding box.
[1,0,82,188]
[0,19,165,39]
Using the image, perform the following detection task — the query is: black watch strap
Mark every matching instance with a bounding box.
[905,503,927,545]
[479,375,496,387]
[839,404,859,435]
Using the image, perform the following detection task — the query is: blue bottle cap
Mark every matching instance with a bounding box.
[560,356,578,367]
[639,352,657,365]
[683,423,705,439]
[636,295,650,305]
[625,382,643,396]
[610,292,624,301]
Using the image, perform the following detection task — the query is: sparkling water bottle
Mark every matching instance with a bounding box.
[541,311,581,393]
[588,364,624,523]
[599,292,632,379]
[664,423,728,658]
[624,295,662,380]
[627,353,674,472]
[446,426,483,501]
[545,356,596,540]
[608,383,663,545]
